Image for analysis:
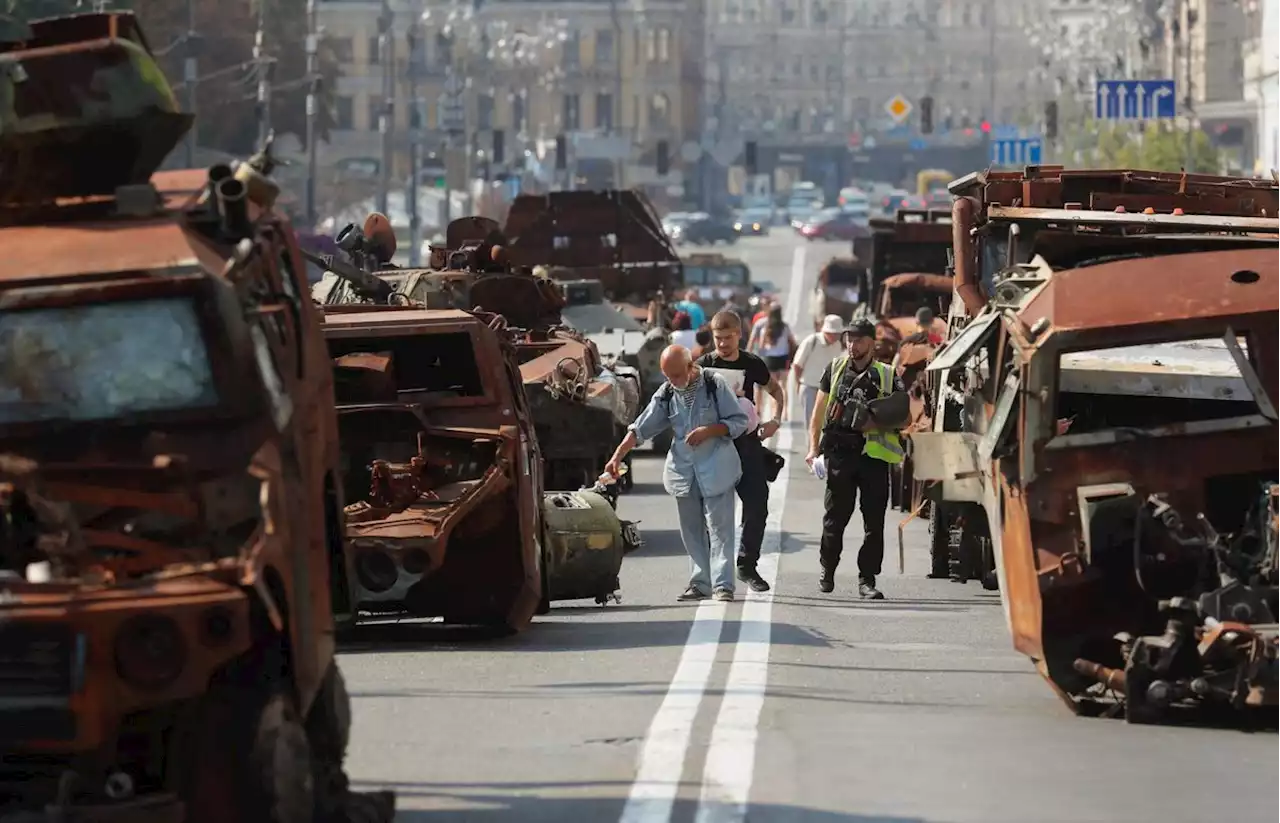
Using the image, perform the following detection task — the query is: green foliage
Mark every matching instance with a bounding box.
[1068,118,1223,174]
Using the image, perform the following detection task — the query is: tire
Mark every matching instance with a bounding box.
[927,502,951,578]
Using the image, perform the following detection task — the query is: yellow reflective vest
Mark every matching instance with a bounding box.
[822,357,905,465]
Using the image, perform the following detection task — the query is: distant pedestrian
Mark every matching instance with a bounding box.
[698,311,786,593]
[804,319,909,600]
[673,290,707,330]
[670,311,698,350]
[793,314,845,439]
[691,327,713,360]
[606,345,749,602]
[748,305,797,419]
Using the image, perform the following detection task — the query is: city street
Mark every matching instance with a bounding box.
[337,234,1278,823]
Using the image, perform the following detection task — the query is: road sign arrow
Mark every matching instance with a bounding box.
[1150,86,1174,117]
[1096,85,1111,119]
[1135,84,1148,118]
[1117,84,1129,119]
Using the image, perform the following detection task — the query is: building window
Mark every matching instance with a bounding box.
[813,1,829,25]
[367,96,382,131]
[596,29,615,65]
[331,37,353,64]
[656,28,670,61]
[648,93,670,129]
[563,93,581,130]
[781,1,796,24]
[478,94,494,130]
[367,36,380,64]
[409,98,423,131]
[596,93,614,130]
[334,96,354,130]
[436,32,454,66]
[512,93,527,133]
[563,30,580,68]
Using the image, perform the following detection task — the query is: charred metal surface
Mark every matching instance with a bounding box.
[917,165,1280,724]
[0,13,392,821]
[501,190,682,305]
[322,307,635,626]
[311,218,641,492]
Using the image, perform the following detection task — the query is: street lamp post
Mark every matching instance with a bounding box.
[407,18,424,266]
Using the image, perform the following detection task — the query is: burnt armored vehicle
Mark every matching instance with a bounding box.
[0,12,391,822]
[322,305,641,628]
[310,217,640,491]
[913,166,1279,723]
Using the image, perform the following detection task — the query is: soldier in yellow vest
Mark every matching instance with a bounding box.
[804,319,909,598]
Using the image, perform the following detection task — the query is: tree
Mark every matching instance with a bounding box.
[6,0,336,156]
[1070,119,1222,174]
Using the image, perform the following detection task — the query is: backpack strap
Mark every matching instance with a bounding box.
[660,372,720,417]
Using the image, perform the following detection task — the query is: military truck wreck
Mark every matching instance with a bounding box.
[0,12,391,821]
[914,166,1279,723]
[309,217,640,491]
[322,306,640,629]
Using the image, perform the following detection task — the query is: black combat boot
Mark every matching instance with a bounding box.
[819,567,835,593]
[858,576,884,600]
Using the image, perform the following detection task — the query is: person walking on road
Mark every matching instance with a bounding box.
[606,345,749,602]
[804,319,909,600]
[697,311,786,593]
[792,314,846,440]
[672,290,707,331]
[748,305,797,420]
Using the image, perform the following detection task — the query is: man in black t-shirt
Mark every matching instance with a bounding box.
[696,310,787,593]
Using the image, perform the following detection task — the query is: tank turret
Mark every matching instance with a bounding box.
[0,12,192,208]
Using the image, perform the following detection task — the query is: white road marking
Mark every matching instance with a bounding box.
[619,243,808,823]
[618,600,727,823]
[694,244,806,823]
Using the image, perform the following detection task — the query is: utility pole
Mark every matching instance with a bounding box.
[609,0,624,188]
[304,0,319,230]
[377,0,394,216]
[183,0,197,167]
[985,0,996,156]
[406,18,423,266]
[1182,0,1196,170]
[254,3,273,148]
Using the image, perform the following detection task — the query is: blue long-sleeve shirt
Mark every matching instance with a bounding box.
[673,300,706,329]
[629,370,748,498]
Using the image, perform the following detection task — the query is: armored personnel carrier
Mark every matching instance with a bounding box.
[0,12,391,822]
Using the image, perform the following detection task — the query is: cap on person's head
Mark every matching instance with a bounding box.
[845,318,877,339]
[820,314,844,334]
[915,306,935,325]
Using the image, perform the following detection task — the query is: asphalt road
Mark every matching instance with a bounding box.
[338,233,1278,823]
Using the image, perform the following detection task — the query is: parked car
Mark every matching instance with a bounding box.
[733,207,773,236]
[798,209,873,241]
[672,213,740,245]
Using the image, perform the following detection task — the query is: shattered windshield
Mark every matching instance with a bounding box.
[0,297,219,424]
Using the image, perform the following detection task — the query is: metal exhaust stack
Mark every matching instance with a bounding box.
[215,177,252,240]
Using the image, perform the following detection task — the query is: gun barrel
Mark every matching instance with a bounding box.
[299,247,393,302]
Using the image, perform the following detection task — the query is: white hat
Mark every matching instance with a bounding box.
[820,314,845,334]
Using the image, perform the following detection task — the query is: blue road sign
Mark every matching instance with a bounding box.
[989,137,1043,167]
[908,137,927,151]
[991,123,1020,140]
[1095,79,1177,120]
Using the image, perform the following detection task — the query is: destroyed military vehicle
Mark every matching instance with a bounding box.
[0,11,391,822]
[913,166,1279,723]
[501,189,684,325]
[321,305,642,629]
[680,252,776,326]
[309,217,640,491]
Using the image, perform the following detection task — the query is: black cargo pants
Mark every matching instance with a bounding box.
[733,432,769,573]
[819,450,891,581]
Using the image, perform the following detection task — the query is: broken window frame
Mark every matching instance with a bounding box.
[1042,327,1274,452]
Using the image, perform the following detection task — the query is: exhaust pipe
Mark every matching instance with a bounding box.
[215,177,252,241]
[951,195,987,316]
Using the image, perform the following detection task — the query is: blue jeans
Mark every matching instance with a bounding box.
[675,485,737,594]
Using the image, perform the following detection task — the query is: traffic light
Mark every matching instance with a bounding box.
[555,134,566,171]
[493,129,505,166]
[979,119,992,134]
[1044,101,1058,141]
[744,140,758,175]
[919,96,934,134]
[656,140,669,176]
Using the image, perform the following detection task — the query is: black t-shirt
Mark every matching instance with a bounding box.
[697,351,773,405]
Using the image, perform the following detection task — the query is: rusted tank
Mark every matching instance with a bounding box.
[810,258,866,329]
[501,189,683,323]
[309,218,640,491]
[914,166,1280,723]
[321,306,641,628]
[0,12,391,822]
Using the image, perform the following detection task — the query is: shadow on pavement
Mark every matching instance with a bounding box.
[356,781,935,823]
[338,617,832,655]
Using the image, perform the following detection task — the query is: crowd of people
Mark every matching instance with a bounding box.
[606,288,913,604]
